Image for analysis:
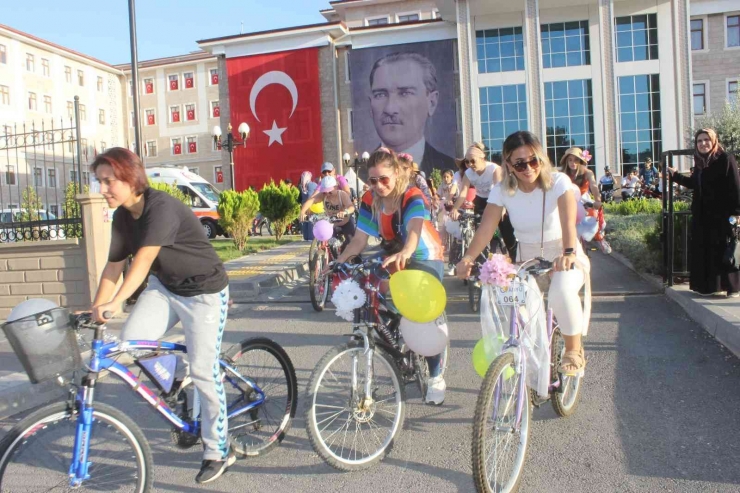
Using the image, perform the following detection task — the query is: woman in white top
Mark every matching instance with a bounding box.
[456,131,590,376]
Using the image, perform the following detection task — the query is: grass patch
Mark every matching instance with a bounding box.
[605,214,662,274]
[212,236,300,263]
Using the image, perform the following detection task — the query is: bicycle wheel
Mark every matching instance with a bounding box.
[550,329,583,417]
[306,341,405,471]
[0,401,153,492]
[223,337,298,457]
[309,246,329,312]
[472,352,531,493]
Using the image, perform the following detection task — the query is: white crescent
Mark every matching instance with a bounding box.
[249,71,298,123]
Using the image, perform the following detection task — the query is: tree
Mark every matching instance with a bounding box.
[689,101,740,154]
[64,182,89,238]
[258,181,300,240]
[217,189,260,251]
[148,181,190,205]
[430,169,442,189]
[19,187,43,222]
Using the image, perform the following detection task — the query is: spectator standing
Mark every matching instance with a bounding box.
[299,171,318,241]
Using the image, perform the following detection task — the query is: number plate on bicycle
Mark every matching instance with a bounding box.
[495,282,527,306]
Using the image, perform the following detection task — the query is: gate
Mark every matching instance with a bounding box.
[0,98,86,242]
[661,149,693,286]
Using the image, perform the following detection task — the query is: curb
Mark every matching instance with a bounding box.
[228,260,310,302]
[607,250,665,293]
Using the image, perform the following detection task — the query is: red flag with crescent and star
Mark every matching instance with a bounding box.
[226,48,323,191]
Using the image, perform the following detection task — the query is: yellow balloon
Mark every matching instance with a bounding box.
[472,336,514,379]
[309,202,324,214]
[389,270,446,323]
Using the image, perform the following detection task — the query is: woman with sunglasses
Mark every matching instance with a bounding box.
[456,131,590,377]
[333,148,448,405]
[300,175,356,250]
[319,162,352,196]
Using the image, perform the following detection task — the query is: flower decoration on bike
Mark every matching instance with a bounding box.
[331,278,367,321]
[478,253,517,288]
[581,149,592,162]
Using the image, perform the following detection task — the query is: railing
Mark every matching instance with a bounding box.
[661,149,693,286]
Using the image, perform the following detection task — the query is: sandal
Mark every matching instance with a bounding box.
[559,347,586,377]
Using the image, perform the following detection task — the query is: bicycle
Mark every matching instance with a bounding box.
[308,215,347,312]
[471,258,584,493]
[0,310,298,492]
[305,257,448,471]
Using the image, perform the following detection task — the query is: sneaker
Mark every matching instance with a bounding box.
[728,292,740,298]
[425,375,446,405]
[447,265,456,276]
[195,452,236,484]
[598,239,612,255]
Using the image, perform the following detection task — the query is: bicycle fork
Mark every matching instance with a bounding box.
[69,386,94,486]
[352,330,375,411]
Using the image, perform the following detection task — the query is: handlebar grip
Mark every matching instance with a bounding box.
[103,311,113,320]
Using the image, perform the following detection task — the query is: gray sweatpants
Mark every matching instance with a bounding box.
[121,276,230,461]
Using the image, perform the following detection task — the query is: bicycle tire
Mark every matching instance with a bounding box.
[309,248,329,312]
[223,337,298,457]
[0,401,153,492]
[472,352,531,493]
[305,341,406,471]
[550,329,583,417]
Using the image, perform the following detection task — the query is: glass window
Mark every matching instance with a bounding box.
[398,14,419,22]
[26,53,34,72]
[729,15,740,48]
[183,72,194,89]
[67,101,73,119]
[78,70,84,86]
[729,81,738,105]
[693,83,706,115]
[65,66,71,83]
[541,20,590,68]
[99,109,105,125]
[617,74,662,174]
[545,79,596,172]
[187,136,197,154]
[5,165,15,185]
[146,140,157,157]
[367,17,389,26]
[41,58,50,76]
[97,76,104,92]
[0,85,9,105]
[479,84,528,163]
[79,104,86,121]
[185,103,196,121]
[691,19,704,50]
[47,168,57,188]
[33,168,43,187]
[476,27,525,74]
[43,95,52,114]
[615,14,658,62]
[0,44,6,64]
[28,92,37,111]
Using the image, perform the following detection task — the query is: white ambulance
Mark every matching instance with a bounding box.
[145,166,225,239]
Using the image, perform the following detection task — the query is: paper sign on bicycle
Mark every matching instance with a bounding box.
[495,282,527,306]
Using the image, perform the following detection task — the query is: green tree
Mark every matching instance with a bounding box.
[258,180,300,240]
[430,169,442,189]
[217,189,260,251]
[148,180,190,205]
[19,187,43,222]
[63,182,89,239]
[689,101,740,153]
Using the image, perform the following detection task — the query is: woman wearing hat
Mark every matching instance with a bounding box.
[300,175,356,250]
[319,162,352,196]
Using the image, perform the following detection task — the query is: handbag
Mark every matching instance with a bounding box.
[723,227,740,271]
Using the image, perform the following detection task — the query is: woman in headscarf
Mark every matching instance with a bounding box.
[299,171,318,241]
[667,128,740,297]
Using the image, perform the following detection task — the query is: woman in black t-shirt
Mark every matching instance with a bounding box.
[89,148,233,484]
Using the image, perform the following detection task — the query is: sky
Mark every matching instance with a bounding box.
[3,0,328,65]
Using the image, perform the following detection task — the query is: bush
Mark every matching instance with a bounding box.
[689,101,740,153]
[19,187,43,222]
[603,198,689,216]
[148,181,189,205]
[217,189,260,251]
[258,181,300,240]
[430,169,442,189]
[605,214,662,273]
[63,182,89,238]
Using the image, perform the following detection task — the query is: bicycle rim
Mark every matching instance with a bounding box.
[0,402,151,492]
[551,330,582,416]
[307,344,404,470]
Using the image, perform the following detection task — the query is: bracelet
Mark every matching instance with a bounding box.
[461,255,474,264]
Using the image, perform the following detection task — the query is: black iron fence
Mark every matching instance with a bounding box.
[661,149,693,286]
[0,99,87,243]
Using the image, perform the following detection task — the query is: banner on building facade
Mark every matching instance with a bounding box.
[226,48,323,190]
[349,39,458,176]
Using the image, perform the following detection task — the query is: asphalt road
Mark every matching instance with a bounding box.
[3,252,740,492]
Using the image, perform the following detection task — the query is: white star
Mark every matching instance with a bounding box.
[263,120,287,146]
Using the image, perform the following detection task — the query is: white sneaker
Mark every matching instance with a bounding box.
[425,376,446,405]
[447,265,456,276]
[598,239,612,254]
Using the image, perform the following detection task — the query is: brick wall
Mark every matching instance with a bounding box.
[0,240,88,320]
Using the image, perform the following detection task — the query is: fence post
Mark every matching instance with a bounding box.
[76,193,112,305]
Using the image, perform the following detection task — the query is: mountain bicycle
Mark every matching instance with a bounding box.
[0,311,298,492]
[308,215,348,312]
[471,258,584,493]
[305,257,448,471]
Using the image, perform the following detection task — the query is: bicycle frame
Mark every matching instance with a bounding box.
[67,325,265,486]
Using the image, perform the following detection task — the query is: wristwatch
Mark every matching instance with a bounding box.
[563,248,576,256]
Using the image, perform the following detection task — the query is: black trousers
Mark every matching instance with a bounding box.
[473,195,518,261]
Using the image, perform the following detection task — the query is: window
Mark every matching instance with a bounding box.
[348,109,354,141]
[693,83,706,115]
[49,205,58,217]
[479,84,528,163]
[691,19,704,51]
[211,101,220,118]
[168,74,179,91]
[41,58,50,76]
[187,136,197,154]
[65,66,72,83]
[210,68,219,85]
[78,70,84,86]
[128,79,133,96]
[170,105,181,123]
[0,44,6,64]
[70,170,78,186]
[67,101,73,119]
[79,104,86,121]
[100,141,106,153]
[26,53,34,72]
[729,15,740,48]
[33,168,43,187]
[5,165,15,185]
[82,171,90,186]
[183,72,194,89]
[185,103,196,121]
[172,137,182,155]
[146,140,157,157]
[28,92,37,111]
[130,111,135,127]
[617,74,662,174]
[476,27,525,73]
[81,138,88,157]
[729,81,738,105]
[541,21,590,68]
[99,109,105,125]
[367,17,389,26]
[143,78,154,94]
[97,76,103,92]
[615,14,658,62]
[47,168,57,188]
[398,13,420,23]
[344,51,351,82]
[545,79,596,172]
[43,95,52,114]
[0,85,8,105]
[145,109,155,125]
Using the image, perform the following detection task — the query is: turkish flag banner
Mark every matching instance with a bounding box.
[185,76,193,88]
[170,79,178,90]
[216,170,224,183]
[187,109,195,121]
[172,109,180,122]
[211,73,219,85]
[173,143,182,155]
[145,82,153,94]
[226,48,322,190]
[147,114,155,125]
[213,105,220,118]
[189,142,197,153]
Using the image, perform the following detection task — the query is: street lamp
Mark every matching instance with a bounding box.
[343,151,369,211]
[212,122,250,190]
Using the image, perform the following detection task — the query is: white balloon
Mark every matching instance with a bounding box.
[445,218,461,239]
[577,216,599,241]
[5,299,68,355]
[400,316,449,357]
[7,298,58,322]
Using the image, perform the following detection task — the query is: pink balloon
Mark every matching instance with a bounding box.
[313,220,333,241]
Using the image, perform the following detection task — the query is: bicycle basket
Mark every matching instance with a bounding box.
[1,307,81,384]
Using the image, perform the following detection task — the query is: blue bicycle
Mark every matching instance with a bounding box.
[0,311,298,492]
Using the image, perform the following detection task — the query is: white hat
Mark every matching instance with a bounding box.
[319,175,338,193]
[321,162,335,172]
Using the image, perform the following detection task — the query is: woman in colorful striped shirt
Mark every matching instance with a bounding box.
[333,147,448,405]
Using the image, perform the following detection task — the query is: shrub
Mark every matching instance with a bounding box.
[217,189,260,251]
[430,169,442,189]
[148,181,189,205]
[603,198,689,216]
[19,187,43,222]
[605,214,662,273]
[63,182,90,238]
[258,181,300,240]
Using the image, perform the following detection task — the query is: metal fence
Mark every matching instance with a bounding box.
[0,98,86,242]
[661,149,693,286]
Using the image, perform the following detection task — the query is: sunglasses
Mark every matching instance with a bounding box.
[510,157,540,172]
[321,170,332,175]
[368,175,392,187]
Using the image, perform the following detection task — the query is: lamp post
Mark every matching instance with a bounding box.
[343,151,369,212]
[212,122,249,190]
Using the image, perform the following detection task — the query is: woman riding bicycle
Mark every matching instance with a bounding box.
[456,131,590,377]
[333,147,448,405]
[398,153,434,210]
[437,169,459,245]
[88,148,233,484]
[300,175,356,250]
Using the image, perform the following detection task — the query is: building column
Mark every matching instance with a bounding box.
[456,0,474,145]
[598,0,618,172]
[217,55,233,190]
[672,0,691,152]
[524,0,544,141]
[77,193,112,306]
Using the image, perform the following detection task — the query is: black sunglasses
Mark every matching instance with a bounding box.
[510,157,540,172]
